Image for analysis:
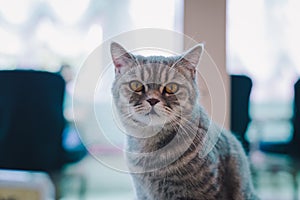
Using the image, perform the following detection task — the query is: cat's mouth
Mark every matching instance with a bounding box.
[145,108,159,116]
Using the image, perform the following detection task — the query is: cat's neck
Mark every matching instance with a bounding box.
[126,123,178,152]
[125,106,208,151]
[125,109,211,171]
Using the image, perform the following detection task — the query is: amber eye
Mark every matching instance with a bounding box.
[129,81,144,92]
[165,83,179,94]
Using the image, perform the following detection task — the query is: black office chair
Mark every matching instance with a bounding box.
[259,78,300,156]
[0,70,86,198]
[256,78,300,200]
[291,79,300,155]
[230,75,252,154]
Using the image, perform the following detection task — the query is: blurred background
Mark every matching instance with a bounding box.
[0,0,300,199]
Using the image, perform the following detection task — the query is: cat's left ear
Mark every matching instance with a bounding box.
[175,43,204,79]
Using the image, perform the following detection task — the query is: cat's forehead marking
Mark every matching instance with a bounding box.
[134,56,175,85]
[142,64,165,84]
[136,55,175,65]
[117,54,188,86]
[147,83,161,90]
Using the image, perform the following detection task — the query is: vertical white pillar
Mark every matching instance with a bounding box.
[184,0,229,129]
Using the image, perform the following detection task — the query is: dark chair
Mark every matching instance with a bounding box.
[230,75,252,153]
[259,78,300,156]
[0,70,86,198]
[291,79,300,153]
[256,78,300,200]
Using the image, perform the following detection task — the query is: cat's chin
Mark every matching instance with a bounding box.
[131,113,169,127]
[124,117,168,138]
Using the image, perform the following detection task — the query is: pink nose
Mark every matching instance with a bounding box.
[147,98,160,106]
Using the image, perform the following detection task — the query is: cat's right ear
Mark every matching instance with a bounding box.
[110,42,135,75]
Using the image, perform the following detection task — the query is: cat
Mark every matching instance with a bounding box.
[110,42,259,200]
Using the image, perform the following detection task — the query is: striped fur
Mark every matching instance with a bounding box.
[111,42,259,200]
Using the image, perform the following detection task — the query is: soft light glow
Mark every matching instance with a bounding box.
[228,0,272,80]
[129,0,175,29]
[35,19,54,42]
[84,24,103,52]
[35,20,83,57]
[285,0,300,73]
[0,0,32,24]
[47,31,83,57]
[47,0,90,24]
[0,27,21,55]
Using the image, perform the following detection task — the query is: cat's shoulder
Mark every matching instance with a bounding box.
[212,126,246,156]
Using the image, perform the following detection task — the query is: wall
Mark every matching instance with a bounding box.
[184,0,229,129]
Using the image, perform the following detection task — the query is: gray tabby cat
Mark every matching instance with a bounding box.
[110,42,259,200]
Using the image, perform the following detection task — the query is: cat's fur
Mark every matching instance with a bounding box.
[110,42,259,200]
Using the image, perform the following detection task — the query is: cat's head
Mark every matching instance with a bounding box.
[111,42,203,129]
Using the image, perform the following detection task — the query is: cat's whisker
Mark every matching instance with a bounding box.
[169,111,194,124]
[118,112,136,121]
[166,114,200,149]
[174,122,197,147]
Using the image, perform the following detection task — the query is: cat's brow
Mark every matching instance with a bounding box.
[147,83,161,90]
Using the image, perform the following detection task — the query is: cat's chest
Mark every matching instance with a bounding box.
[134,158,222,199]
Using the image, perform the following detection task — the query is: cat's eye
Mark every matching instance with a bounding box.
[165,83,179,94]
[129,81,144,92]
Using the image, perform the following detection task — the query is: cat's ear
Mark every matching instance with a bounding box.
[110,42,136,75]
[175,43,204,79]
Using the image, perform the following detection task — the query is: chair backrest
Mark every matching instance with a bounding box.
[292,79,300,143]
[0,70,66,171]
[230,75,252,152]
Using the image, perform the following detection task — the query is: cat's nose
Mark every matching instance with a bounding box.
[147,98,160,106]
